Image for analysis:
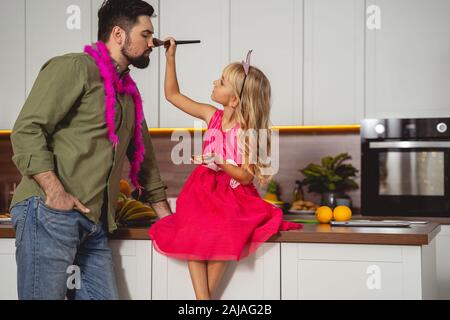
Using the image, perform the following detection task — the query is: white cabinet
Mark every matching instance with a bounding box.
[159,0,229,128]
[0,239,153,300]
[365,0,450,119]
[230,0,303,126]
[109,240,152,300]
[1,236,442,300]
[26,0,92,96]
[436,225,450,299]
[0,239,18,300]
[281,242,437,300]
[303,0,364,125]
[0,0,25,130]
[91,0,160,128]
[152,242,281,300]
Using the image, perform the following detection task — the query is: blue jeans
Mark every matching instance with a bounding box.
[10,196,119,300]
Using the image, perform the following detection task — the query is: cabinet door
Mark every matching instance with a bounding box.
[159,0,229,128]
[303,0,364,125]
[365,0,450,119]
[152,243,280,300]
[436,225,450,299]
[0,239,18,299]
[281,243,428,300]
[91,0,160,128]
[230,0,303,126]
[26,0,92,96]
[109,240,152,300]
[0,0,25,130]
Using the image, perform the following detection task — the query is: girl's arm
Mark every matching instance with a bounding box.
[218,149,257,185]
[164,38,217,124]
[193,154,254,185]
[217,163,254,185]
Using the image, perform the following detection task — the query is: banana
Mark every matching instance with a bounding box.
[116,198,127,216]
[118,192,128,201]
[118,199,142,219]
[124,211,156,221]
[122,201,156,218]
[132,205,156,217]
[115,195,158,224]
[122,205,156,220]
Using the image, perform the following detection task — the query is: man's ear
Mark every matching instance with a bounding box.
[111,26,126,46]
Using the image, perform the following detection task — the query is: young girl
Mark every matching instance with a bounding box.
[148,38,302,300]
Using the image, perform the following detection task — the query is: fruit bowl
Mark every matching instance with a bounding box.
[288,209,316,214]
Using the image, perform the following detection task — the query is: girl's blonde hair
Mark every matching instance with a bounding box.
[222,62,273,185]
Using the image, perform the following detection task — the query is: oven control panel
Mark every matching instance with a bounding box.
[361,117,450,139]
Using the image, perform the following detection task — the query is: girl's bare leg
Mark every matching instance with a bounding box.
[207,261,228,299]
[188,260,210,300]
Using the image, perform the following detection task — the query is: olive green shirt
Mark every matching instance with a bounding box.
[10,52,167,232]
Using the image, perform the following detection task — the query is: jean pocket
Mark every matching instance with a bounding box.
[38,198,79,215]
[37,199,80,248]
[10,201,29,247]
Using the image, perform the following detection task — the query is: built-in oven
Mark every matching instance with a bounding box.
[361,118,450,217]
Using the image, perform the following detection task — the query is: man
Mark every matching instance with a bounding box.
[10,0,171,300]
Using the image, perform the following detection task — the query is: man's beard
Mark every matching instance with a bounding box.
[121,38,151,69]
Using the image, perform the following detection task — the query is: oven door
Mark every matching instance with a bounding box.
[361,141,450,217]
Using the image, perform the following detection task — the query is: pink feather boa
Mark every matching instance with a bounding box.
[84,41,145,193]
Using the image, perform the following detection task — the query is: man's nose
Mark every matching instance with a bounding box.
[148,38,155,48]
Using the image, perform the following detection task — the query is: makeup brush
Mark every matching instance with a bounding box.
[153,38,201,48]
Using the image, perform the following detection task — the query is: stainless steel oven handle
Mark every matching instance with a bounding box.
[369,141,450,149]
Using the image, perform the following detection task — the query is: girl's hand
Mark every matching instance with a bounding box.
[191,153,224,165]
[164,37,177,58]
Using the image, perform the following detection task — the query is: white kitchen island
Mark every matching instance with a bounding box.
[0,220,443,300]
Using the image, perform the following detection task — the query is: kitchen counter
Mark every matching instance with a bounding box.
[1,214,445,300]
[2,214,440,245]
[338,209,450,225]
[0,224,14,238]
[110,215,441,245]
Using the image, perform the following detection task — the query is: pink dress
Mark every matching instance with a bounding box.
[148,110,302,261]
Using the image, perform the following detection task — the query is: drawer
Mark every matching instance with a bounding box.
[297,259,403,299]
[297,243,403,262]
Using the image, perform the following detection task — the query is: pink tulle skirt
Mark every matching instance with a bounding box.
[148,165,302,261]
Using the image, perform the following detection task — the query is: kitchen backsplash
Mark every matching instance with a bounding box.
[0,132,360,212]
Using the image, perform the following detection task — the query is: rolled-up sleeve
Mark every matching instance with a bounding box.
[128,119,167,203]
[11,56,86,176]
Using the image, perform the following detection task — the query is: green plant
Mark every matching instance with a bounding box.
[267,180,279,194]
[264,180,281,201]
[299,153,359,194]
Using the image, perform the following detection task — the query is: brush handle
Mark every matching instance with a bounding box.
[153,38,201,48]
[173,40,201,45]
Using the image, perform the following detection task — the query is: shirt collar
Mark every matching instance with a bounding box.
[90,43,130,78]
[112,59,130,79]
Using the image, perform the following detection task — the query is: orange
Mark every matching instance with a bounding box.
[333,205,352,221]
[316,223,332,232]
[315,206,333,224]
[119,179,132,198]
[264,193,279,202]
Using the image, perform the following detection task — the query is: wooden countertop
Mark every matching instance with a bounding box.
[0,215,442,245]
[0,224,14,238]
[110,215,441,245]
